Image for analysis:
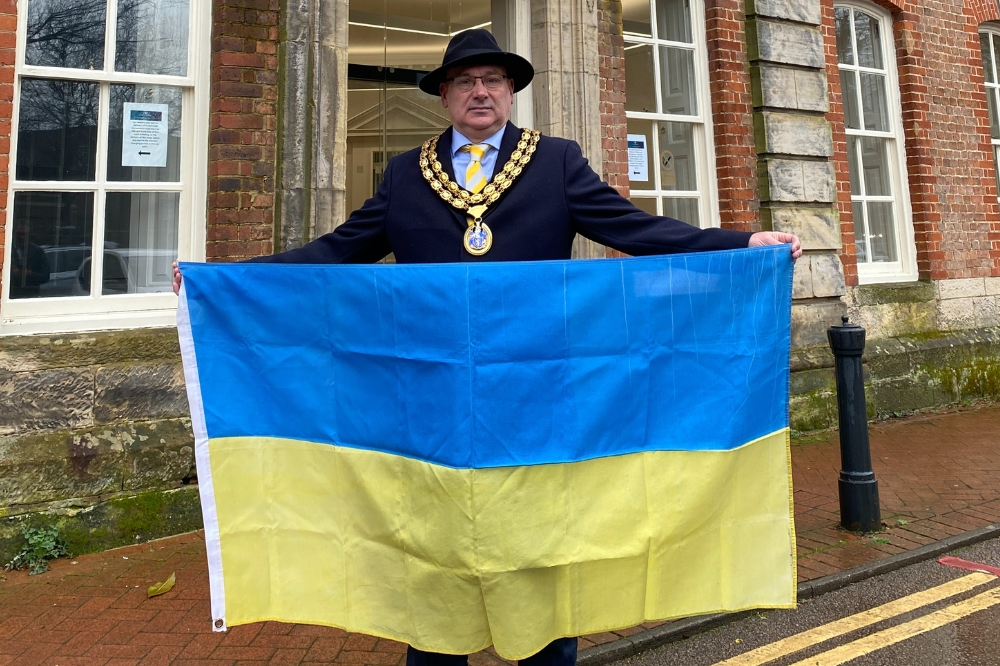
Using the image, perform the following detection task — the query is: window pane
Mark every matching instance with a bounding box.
[655,0,692,43]
[107,84,183,182]
[102,192,179,294]
[867,201,897,262]
[658,46,697,115]
[626,117,654,189]
[860,136,892,197]
[631,196,658,215]
[658,122,696,190]
[622,0,652,38]
[16,79,99,181]
[981,33,995,84]
[840,70,861,130]
[25,0,106,69]
[9,192,94,299]
[989,90,1000,140]
[847,135,861,195]
[852,201,867,263]
[662,197,699,226]
[834,7,854,66]
[993,35,1000,75]
[860,72,890,132]
[854,11,883,70]
[116,0,190,76]
[625,43,656,113]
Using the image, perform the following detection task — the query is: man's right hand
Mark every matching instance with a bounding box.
[172,262,182,295]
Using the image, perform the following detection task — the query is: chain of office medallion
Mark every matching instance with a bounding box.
[419,128,541,216]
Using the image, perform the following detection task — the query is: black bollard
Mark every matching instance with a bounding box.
[827,315,881,532]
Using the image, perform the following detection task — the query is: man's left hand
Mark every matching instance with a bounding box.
[749,231,802,261]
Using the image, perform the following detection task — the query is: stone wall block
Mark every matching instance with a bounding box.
[747,19,824,68]
[755,111,832,157]
[851,281,936,307]
[973,295,1000,328]
[811,254,846,297]
[792,256,814,299]
[751,66,829,112]
[802,161,836,202]
[986,277,1000,296]
[761,159,835,202]
[937,297,976,330]
[936,277,987,300]
[791,299,846,348]
[94,364,188,424]
[746,0,822,24]
[762,206,841,249]
[850,302,936,340]
[0,329,180,373]
[0,426,125,505]
[122,419,196,490]
[0,368,94,436]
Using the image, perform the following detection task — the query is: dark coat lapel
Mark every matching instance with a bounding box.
[433,127,465,226]
[438,126,457,183]
[493,121,521,173]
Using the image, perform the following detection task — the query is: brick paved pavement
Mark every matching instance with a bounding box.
[2,404,998,665]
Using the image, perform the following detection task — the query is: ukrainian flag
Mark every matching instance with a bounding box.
[177,246,795,658]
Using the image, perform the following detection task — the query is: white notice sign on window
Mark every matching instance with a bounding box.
[627,134,648,182]
[122,103,169,168]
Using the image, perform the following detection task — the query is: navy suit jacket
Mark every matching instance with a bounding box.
[254,122,753,264]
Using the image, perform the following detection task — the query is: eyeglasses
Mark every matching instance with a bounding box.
[444,74,509,92]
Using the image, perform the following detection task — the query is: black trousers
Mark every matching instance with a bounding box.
[406,638,577,666]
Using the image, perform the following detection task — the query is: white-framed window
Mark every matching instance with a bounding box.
[834,2,916,283]
[979,28,1000,199]
[1,0,210,335]
[621,0,718,228]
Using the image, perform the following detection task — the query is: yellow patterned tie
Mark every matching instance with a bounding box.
[460,143,489,194]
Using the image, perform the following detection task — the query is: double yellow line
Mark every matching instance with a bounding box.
[715,571,999,666]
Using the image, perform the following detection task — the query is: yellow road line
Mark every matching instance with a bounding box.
[787,585,1000,666]
[714,572,996,666]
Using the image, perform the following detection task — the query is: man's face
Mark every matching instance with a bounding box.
[439,65,514,140]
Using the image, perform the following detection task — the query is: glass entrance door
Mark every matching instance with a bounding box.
[346,0,494,217]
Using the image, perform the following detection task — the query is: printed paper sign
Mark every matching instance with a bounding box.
[627,134,648,182]
[123,103,169,168]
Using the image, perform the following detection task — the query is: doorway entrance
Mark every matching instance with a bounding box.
[346,1,495,217]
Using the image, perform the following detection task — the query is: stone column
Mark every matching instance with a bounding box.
[530,0,606,259]
[747,0,846,347]
[277,0,349,251]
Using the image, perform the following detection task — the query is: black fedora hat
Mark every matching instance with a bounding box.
[419,29,534,96]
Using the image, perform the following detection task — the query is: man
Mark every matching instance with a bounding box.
[173,28,799,666]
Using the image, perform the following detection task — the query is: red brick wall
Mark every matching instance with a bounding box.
[207,0,279,261]
[705,0,759,234]
[824,0,1000,282]
[969,0,1000,23]
[597,0,630,258]
[0,0,14,299]
[597,0,629,198]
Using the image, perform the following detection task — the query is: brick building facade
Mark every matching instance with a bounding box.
[2,0,1000,555]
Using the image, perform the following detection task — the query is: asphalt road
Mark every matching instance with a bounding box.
[625,536,1000,666]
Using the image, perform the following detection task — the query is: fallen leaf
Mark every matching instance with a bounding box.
[147,572,176,598]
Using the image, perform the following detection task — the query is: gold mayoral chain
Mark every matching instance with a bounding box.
[420,128,541,256]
